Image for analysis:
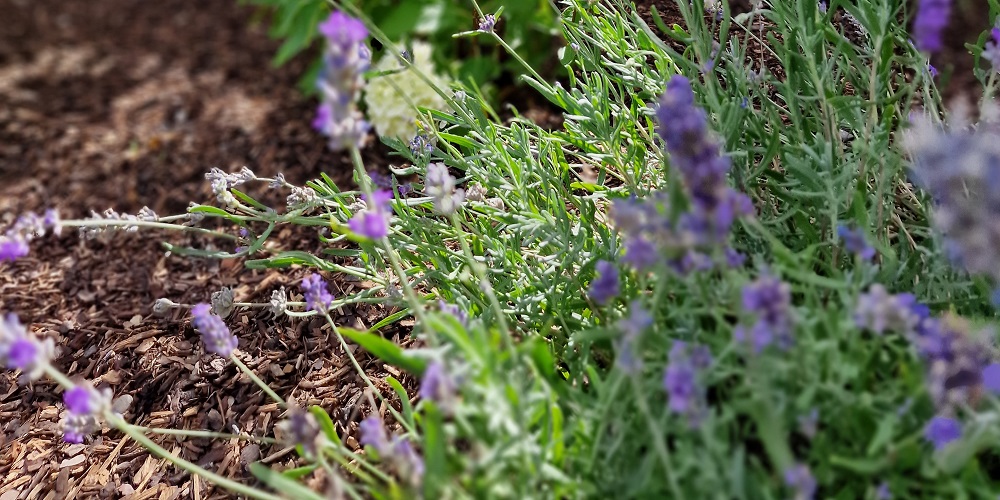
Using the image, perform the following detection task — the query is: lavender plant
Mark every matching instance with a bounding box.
[8,0,1000,498]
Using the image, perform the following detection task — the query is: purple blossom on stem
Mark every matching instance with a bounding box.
[784,464,817,500]
[438,301,469,328]
[912,0,952,53]
[588,260,620,305]
[477,14,497,33]
[301,273,334,312]
[0,313,52,381]
[314,11,371,151]
[419,361,457,412]
[191,303,238,357]
[612,76,751,273]
[734,274,794,351]
[924,416,961,449]
[278,406,321,457]
[876,482,892,500]
[663,340,712,426]
[615,301,652,373]
[837,225,876,260]
[984,22,1000,72]
[982,363,1000,394]
[62,383,110,444]
[348,190,393,239]
[0,208,61,262]
[854,285,920,335]
[358,415,424,484]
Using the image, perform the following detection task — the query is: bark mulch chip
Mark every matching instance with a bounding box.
[1,0,412,498]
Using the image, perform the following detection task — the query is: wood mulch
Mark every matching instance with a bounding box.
[0,0,415,498]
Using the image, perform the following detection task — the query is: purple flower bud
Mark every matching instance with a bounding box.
[588,260,620,306]
[663,341,712,426]
[615,302,652,373]
[191,303,238,357]
[784,464,817,500]
[983,363,1000,394]
[314,11,370,151]
[62,383,110,444]
[0,314,52,381]
[0,236,29,261]
[419,361,457,411]
[478,14,497,33]
[318,11,368,46]
[278,406,321,457]
[301,273,334,313]
[348,190,393,239]
[359,416,391,455]
[912,0,952,53]
[736,274,794,351]
[837,225,876,260]
[876,482,892,500]
[924,416,961,449]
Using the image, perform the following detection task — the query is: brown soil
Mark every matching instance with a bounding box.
[0,1,413,498]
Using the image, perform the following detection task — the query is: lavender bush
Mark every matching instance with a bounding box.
[6,0,1000,498]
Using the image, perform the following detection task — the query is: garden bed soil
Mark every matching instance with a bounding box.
[0,0,411,498]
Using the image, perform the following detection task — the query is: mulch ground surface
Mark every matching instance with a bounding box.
[0,1,411,498]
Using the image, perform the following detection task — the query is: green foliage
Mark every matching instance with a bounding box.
[243,0,561,96]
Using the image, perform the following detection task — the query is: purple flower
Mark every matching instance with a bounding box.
[588,260,620,305]
[854,285,920,335]
[983,363,1000,394]
[876,482,892,500]
[425,162,465,215]
[191,303,238,357]
[318,11,368,46]
[0,313,51,381]
[278,406,321,457]
[615,301,652,373]
[312,103,332,131]
[924,416,961,449]
[62,383,109,444]
[314,11,370,151]
[663,340,712,426]
[438,301,469,328]
[359,416,390,455]
[348,190,393,239]
[837,225,876,260]
[622,236,659,271]
[912,0,952,53]
[798,408,819,439]
[984,23,1000,72]
[784,464,817,500]
[0,236,29,261]
[6,338,39,371]
[358,415,424,484]
[419,361,457,411]
[301,273,334,312]
[736,274,794,351]
[612,76,752,274]
[478,14,497,33]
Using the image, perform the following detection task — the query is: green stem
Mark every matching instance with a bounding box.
[108,414,281,500]
[231,355,286,406]
[629,375,682,498]
[61,219,238,240]
[128,425,276,443]
[448,214,512,349]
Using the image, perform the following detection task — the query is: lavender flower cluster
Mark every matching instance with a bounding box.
[313,11,371,151]
[360,416,425,485]
[855,285,1000,449]
[612,75,752,274]
[0,209,60,261]
[904,114,1000,284]
[734,274,795,352]
[663,340,713,427]
[912,0,952,53]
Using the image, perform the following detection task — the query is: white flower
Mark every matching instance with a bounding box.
[363,41,449,141]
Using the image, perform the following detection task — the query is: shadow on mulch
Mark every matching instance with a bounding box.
[0,0,414,498]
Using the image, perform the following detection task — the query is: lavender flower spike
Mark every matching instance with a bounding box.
[837,225,876,260]
[314,11,371,151]
[301,273,334,313]
[62,382,112,444]
[0,313,54,381]
[784,463,817,500]
[912,0,952,53]
[348,189,393,239]
[663,341,713,427]
[424,162,465,215]
[924,416,961,449]
[191,303,238,357]
[588,260,620,305]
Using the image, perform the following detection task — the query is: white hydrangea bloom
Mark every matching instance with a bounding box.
[364,41,449,141]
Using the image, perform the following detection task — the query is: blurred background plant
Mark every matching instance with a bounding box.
[242,0,562,99]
